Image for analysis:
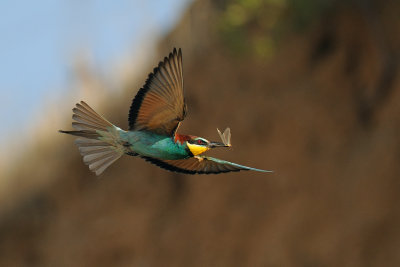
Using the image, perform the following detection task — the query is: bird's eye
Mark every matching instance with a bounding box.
[197,139,203,145]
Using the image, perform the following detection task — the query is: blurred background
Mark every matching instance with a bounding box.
[1,0,400,266]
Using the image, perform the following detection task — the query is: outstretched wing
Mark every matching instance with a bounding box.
[128,48,186,136]
[142,156,273,175]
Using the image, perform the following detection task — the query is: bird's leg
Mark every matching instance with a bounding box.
[194,156,204,162]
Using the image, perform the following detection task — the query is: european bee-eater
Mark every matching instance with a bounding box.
[60,48,272,175]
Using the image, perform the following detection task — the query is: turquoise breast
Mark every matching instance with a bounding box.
[119,130,190,160]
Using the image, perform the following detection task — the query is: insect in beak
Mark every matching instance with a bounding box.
[209,141,230,148]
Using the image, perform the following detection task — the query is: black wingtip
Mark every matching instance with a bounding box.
[171,47,182,57]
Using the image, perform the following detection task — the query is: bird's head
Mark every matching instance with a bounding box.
[186,136,230,156]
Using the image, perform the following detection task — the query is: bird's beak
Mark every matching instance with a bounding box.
[209,141,231,148]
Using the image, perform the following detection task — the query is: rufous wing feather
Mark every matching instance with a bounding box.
[142,156,273,174]
[128,48,186,136]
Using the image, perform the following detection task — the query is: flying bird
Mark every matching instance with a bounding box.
[60,48,272,175]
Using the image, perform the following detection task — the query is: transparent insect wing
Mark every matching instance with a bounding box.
[223,127,231,146]
[217,128,223,142]
[217,127,231,146]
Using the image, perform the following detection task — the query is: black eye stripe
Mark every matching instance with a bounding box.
[193,139,207,145]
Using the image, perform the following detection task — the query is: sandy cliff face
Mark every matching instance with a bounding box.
[1,0,400,266]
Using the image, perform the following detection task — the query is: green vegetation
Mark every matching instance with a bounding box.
[218,0,334,58]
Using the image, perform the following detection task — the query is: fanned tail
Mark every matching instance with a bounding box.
[59,101,125,175]
[74,138,123,175]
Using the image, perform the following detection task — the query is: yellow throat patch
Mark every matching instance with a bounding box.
[187,143,210,156]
